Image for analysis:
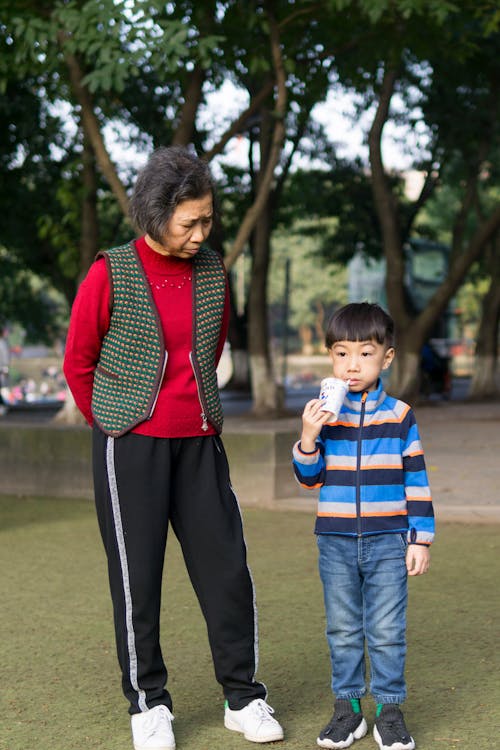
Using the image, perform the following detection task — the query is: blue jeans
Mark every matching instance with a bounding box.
[317,533,408,704]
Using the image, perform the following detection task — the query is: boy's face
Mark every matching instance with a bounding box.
[328,339,395,392]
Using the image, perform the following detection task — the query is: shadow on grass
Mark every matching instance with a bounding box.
[0,499,499,750]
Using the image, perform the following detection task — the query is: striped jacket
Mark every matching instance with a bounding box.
[292,380,435,545]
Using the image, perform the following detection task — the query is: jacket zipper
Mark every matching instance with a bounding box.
[189,351,209,431]
[148,351,168,418]
[356,391,368,536]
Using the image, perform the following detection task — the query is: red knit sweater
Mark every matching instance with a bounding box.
[63,236,229,438]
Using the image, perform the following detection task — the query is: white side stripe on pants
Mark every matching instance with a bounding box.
[230,481,266,697]
[106,437,148,712]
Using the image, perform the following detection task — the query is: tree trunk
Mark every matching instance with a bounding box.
[299,324,314,355]
[232,12,288,415]
[368,64,410,332]
[388,333,423,403]
[226,276,250,391]
[224,13,287,270]
[469,235,500,398]
[78,134,99,284]
[63,48,130,217]
[171,64,206,147]
[248,186,283,415]
[57,135,99,425]
[53,389,86,426]
[470,351,497,397]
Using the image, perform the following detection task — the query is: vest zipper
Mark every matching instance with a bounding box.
[189,351,209,431]
[356,391,368,536]
[148,351,168,418]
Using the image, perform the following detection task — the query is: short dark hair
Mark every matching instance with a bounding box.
[129,146,217,242]
[325,302,395,349]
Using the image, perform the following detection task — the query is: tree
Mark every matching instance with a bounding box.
[5,0,499,413]
[468,228,500,398]
[361,6,500,399]
[417,160,500,398]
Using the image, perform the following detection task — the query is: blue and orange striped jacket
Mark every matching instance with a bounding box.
[292,380,435,545]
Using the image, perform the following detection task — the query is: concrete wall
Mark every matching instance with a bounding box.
[0,423,311,507]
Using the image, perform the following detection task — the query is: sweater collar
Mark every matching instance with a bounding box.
[134,236,194,274]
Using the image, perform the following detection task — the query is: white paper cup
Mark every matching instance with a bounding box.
[319,377,349,421]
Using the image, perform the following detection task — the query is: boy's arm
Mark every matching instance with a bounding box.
[402,409,435,549]
[406,544,430,576]
[300,398,332,450]
[292,399,329,489]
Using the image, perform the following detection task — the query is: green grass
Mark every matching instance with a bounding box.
[0,496,499,750]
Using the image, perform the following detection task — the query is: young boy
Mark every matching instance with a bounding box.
[292,303,434,750]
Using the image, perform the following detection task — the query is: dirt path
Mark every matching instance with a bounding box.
[414,399,500,523]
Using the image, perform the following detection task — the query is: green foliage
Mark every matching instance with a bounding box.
[269,222,348,335]
[327,0,458,23]
[1,0,499,361]
[7,0,221,94]
[0,247,68,342]
[277,162,395,263]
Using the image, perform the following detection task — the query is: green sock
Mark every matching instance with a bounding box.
[350,698,361,714]
[224,700,229,709]
[376,704,384,717]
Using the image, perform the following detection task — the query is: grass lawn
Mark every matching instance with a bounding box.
[0,496,499,750]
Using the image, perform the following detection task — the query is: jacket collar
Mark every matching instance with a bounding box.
[344,378,386,413]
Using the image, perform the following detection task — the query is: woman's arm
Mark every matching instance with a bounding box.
[63,259,111,425]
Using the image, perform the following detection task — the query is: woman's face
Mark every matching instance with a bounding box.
[147,193,214,259]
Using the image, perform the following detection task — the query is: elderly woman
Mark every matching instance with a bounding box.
[64,147,283,750]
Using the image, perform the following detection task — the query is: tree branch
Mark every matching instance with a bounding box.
[202,79,275,163]
[224,11,287,270]
[403,167,440,240]
[417,200,500,337]
[368,63,409,327]
[63,48,130,218]
[171,64,206,146]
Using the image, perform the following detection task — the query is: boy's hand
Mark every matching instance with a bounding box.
[300,399,333,452]
[406,545,430,576]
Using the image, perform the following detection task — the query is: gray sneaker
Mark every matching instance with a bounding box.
[317,699,368,749]
[373,705,415,750]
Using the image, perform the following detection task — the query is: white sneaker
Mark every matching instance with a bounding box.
[131,705,175,750]
[224,698,284,743]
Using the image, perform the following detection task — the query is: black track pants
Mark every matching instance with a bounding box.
[92,427,267,714]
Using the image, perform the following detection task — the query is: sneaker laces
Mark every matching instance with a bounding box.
[247,699,276,724]
[378,706,410,740]
[142,706,174,741]
[327,702,353,729]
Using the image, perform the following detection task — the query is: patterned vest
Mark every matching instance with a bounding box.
[91,241,226,437]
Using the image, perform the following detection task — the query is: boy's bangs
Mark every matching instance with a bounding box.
[331,317,387,345]
[325,303,394,348]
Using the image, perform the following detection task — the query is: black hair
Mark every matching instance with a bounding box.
[325,302,395,349]
[129,146,218,242]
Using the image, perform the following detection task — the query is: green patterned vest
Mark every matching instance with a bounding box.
[91,241,226,437]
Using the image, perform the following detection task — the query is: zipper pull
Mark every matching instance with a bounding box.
[201,413,208,431]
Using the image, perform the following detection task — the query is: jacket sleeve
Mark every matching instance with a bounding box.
[63,259,111,425]
[292,437,326,489]
[402,409,435,545]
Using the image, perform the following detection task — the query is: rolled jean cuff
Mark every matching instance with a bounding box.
[336,690,367,700]
[372,695,406,705]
